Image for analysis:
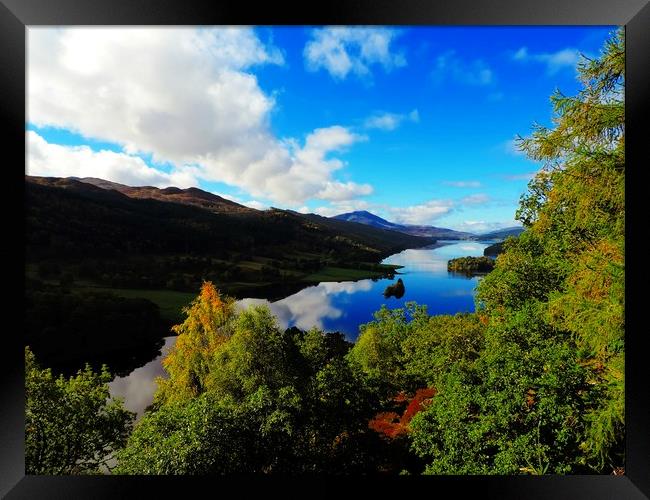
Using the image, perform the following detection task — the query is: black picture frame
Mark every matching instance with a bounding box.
[2,0,648,497]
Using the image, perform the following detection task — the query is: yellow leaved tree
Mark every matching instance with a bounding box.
[155,281,236,404]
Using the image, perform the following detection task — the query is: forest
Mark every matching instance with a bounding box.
[25,29,624,475]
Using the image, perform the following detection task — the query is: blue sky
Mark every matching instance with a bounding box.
[27,26,615,233]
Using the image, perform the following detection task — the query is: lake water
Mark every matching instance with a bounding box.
[109,240,491,417]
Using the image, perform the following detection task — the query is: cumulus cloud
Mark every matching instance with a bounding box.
[432,51,494,86]
[316,181,373,201]
[28,27,372,206]
[388,200,454,225]
[304,27,406,80]
[512,46,583,75]
[444,180,482,188]
[364,109,420,131]
[26,131,200,188]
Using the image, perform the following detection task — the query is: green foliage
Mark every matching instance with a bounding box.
[475,231,568,312]
[347,303,429,395]
[116,388,307,475]
[348,28,625,475]
[25,347,134,474]
[206,305,302,400]
[402,313,484,387]
[155,282,236,403]
[514,27,625,471]
[410,304,589,474]
[118,282,383,474]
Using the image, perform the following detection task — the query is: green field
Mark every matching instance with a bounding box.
[76,286,196,323]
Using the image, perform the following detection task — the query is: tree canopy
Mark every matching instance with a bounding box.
[25,347,134,474]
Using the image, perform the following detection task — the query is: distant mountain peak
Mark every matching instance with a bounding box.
[336,210,391,223]
[333,210,475,240]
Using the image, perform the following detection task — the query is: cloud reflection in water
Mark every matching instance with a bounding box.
[237,279,373,331]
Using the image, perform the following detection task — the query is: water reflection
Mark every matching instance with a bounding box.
[109,336,177,418]
[110,241,491,416]
[237,279,372,331]
[385,248,449,273]
[234,240,490,340]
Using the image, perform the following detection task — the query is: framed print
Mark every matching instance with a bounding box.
[2,0,649,498]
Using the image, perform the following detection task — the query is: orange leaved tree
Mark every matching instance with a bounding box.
[155,281,236,404]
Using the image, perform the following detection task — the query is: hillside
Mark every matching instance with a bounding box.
[333,210,474,240]
[26,176,433,297]
[64,176,255,214]
[476,226,524,240]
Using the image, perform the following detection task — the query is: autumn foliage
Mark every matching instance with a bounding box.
[157,281,236,403]
[369,388,436,439]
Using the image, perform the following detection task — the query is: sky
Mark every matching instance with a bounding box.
[26,26,615,233]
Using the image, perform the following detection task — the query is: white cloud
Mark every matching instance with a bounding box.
[304,27,406,80]
[28,27,372,206]
[512,46,583,75]
[444,180,482,188]
[316,181,373,201]
[365,114,400,131]
[243,200,268,210]
[388,200,454,225]
[433,51,494,86]
[364,109,419,131]
[460,193,490,205]
[26,131,200,188]
[454,220,521,233]
[213,191,268,210]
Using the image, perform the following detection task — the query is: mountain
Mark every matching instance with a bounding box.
[68,176,254,214]
[25,176,433,272]
[332,210,402,231]
[478,226,524,240]
[333,210,475,240]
